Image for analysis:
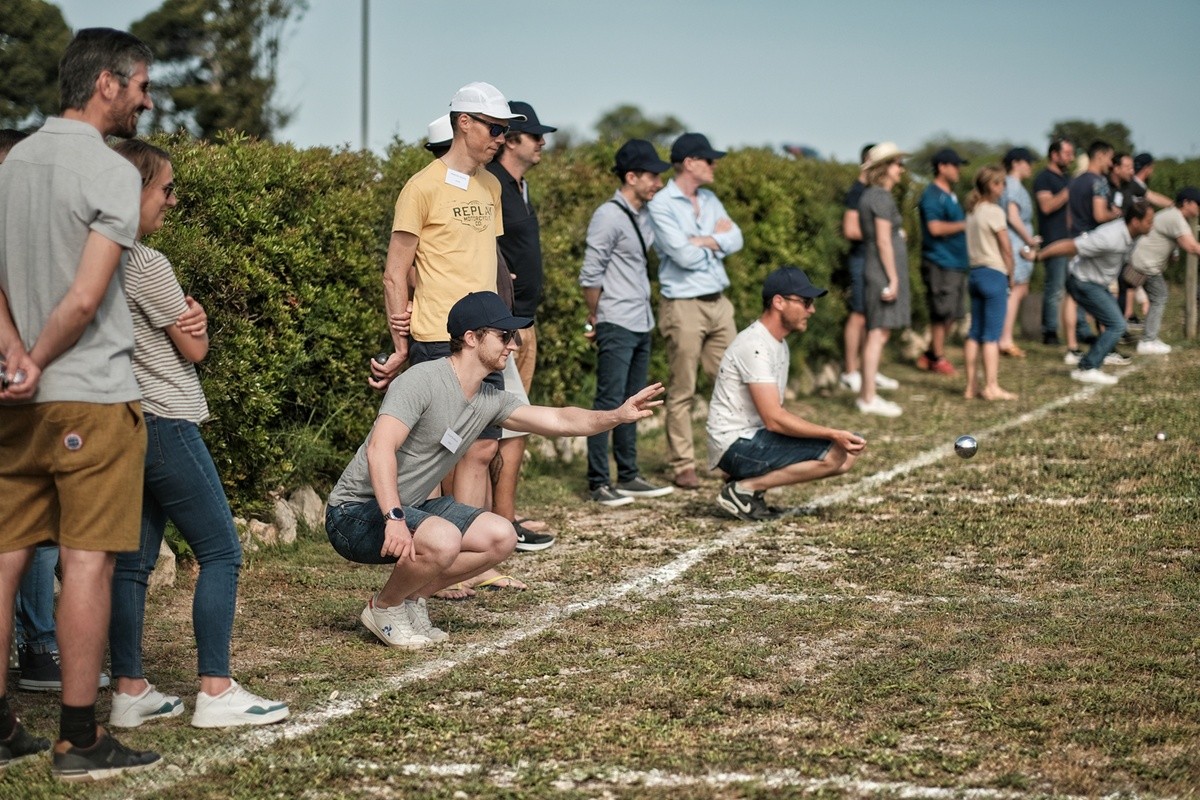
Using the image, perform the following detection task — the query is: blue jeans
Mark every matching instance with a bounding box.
[967,268,1008,343]
[1066,274,1125,371]
[1041,255,1067,336]
[586,323,652,488]
[14,545,58,653]
[110,415,243,679]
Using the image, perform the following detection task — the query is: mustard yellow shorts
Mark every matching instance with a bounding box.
[0,401,146,553]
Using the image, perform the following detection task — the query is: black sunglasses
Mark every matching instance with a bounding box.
[467,114,509,138]
[478,327,522,346]
[782,295,815,309]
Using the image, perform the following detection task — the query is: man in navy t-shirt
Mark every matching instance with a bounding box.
[1033,138,1074,343]
[916,148,969,375]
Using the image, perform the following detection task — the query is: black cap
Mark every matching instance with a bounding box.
[1176,186,1200,205]
[931,148,967,167]
[670,132,725,163]
[507,101,557,135]
[447,292,534,338]
[762,266,828,303]
[1004,147,1035,165]
[1134,152,1154,172]
[613,139,671,176]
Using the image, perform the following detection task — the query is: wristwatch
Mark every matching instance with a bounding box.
[384,507,405,522]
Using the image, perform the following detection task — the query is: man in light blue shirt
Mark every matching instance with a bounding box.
[647,132,744,489]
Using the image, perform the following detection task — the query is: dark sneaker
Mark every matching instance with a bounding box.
[590,485,634,507]
[51,728,160,782]
[17,648,111,692]
[718,482,783,522]
[614,477,674,498]
[513,522,555,552]
[1042,332,1060,345]
[0,721,50,769]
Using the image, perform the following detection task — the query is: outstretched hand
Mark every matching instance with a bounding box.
[617,382,665,423]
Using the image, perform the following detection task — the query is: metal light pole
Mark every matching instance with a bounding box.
[360,0,369,150]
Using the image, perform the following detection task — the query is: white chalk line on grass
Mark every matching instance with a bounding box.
[106,374,1135,800]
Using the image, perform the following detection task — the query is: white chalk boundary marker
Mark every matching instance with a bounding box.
[105,370,1142,800]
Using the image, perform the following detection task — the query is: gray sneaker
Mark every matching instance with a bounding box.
[404,598,449,643]
[360,596,432,649]
[614,477,674,498]
[590,485,634,507]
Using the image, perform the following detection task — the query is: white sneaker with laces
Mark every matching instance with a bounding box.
[1071,368,1118,386]
[191,679,289,728]
[360,595,432,649]
[1063,349,1082,366]
[855,395,903,417]
[405,598,449,643]
[875,372,900,391]
[1137,338,1171,355]
[108,684,184,729]
[838,371,862,393]
[1103,351,1132,366]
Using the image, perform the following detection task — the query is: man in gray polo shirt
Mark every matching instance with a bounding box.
[0,28,160,780]
[580,140,675,506]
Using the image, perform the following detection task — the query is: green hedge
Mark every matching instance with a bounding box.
[153,134,1200,512]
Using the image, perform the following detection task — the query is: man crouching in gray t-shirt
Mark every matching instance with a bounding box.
[326,292,663,649]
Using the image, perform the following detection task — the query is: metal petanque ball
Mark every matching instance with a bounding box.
[373,352,390,366]
[954,435,978,459]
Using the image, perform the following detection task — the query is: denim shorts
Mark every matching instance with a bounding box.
[716,429,833,481]
[326,496,485,564]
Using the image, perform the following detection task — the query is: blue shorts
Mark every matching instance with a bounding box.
[716,429,832,481]
[410,339,504,439]
[325,495,485,565]
[967,267,1008,343]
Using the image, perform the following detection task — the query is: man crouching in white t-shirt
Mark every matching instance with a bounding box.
[707,267,866,521]
[326,292,663,649]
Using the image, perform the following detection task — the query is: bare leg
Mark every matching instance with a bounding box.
[1063,295,1078,351]
[417,513,516,597]
[929,321,947,360]
[0,547,33,698]
[999,283,1029,350]
[376,518,467,607]
[963,338,980,399]
[980,342,1017,400]
[737,446,857,493]
[843,312,865,375]
[491,437,525,522]
[859,328,890,404]
[57,547,114,708]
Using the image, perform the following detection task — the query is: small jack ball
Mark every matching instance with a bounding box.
[1155,432,1167,441]
[954,435,978,459]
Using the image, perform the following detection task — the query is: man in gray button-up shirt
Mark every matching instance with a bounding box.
[579,140,675,506]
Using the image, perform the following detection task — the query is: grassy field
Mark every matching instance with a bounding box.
[5,330,1199,800]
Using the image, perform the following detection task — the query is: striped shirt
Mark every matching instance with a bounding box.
[125,242,210,423]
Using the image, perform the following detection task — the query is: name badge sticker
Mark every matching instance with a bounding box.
[444,169,470,190]
[440,427,464,452]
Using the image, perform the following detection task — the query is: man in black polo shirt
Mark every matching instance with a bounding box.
[1033,138,1073,344]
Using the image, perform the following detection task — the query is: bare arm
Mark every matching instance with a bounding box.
[503,383,664,436]
[875,216,899,300]
[747,383,866,454]
[0,286,39,401]
[1036,187,1069,216]
[1038,239,1078,260]
[994,227,1015,286]
[1145,189,1172,210]
[841,209,862,242]
[582,286,601,339]
[365,414,417,561]
[1093,196,1120,225]
[926,219,966,237]
[166,296,209,363]
[1176,231,1200,257]
[1006,202,1037,248]
[374,230,418,388]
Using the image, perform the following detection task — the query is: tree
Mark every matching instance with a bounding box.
[0,0,72,128]
[131,0,307,140]
[594,104,686,148]
[1048,119,1134,154]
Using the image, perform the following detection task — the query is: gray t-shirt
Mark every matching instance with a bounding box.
[0,117,141,404]
[327,358,526,508]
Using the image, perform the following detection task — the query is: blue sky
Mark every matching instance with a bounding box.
[55,0,1200,162]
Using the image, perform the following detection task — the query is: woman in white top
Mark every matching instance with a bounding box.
[964,165,1017,401]
[107,140,288,730]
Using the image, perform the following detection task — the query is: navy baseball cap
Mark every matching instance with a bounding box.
[1134,153,1154,172]
[613,139,671,176]
[1176,186,1200,205]
[762,266,828,303]
[1004,147,1035,164]
[931,148,967,167]
[670,132,725,163]
[447,292,533,338]
[507,101,557,135]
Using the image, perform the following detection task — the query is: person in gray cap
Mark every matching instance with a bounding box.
[707,267,865,521]
[327,292,663,649]
[647,132,744,490]
[580,140,675,506]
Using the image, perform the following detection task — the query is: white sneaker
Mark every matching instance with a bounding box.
[1071,368,1118,386]
[1137,338,1171,355]
[405,598,449,643]
[838,371,861,393]
[108,684,184,728]
[1103,351,1132,366]
[875,372,900,391]
[191,679,289,728]
[855,395,903,417]
[360,595,432,649]
[1063,349,1082,366]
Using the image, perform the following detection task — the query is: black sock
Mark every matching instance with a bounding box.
[0,694,15,739]
[60,703,97,748]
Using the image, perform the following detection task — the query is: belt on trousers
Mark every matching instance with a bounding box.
[673,292,722,303]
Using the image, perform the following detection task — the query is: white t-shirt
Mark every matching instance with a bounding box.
[706,320,788,469]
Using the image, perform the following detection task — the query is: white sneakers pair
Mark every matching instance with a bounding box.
[109,681,288,729]
[360,595,447,649]
[855,395,903,417]
[839,370,899,393]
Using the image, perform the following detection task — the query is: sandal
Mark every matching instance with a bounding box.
[432,582,476,601]
[473,574,527,591]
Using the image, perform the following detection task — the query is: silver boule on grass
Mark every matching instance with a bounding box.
[954,435,978,459]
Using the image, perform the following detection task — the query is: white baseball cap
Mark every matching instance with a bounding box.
[425,114,452,150]
[448,82,526,120]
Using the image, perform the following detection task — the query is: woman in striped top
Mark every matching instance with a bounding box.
[107,141,288,730]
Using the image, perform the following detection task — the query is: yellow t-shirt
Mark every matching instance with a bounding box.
[393,159,502,341]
